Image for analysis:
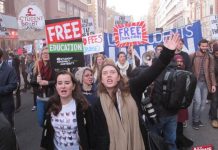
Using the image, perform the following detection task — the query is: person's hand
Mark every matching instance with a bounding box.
[38,80,49,86]
[37,75,42,83]
[211,86,216,93]
[163,33,180,50]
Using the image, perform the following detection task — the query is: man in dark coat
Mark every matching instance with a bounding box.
[0,48,18,127]
[0,111,17,150]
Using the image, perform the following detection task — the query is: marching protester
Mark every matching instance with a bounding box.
[20,49,31,92]
[93,33,180,150]
[75,67,98,106]
[92,53,105,83]
[209,43,218,128]
[191,39,216,130]
[0,111,17,150]
[173,55,193,149]
[175,39,192,71]
[30,46,55,127]
[40,70,94,150]
[127,45,140,68]
[6,51,21,112]
[0,48,18,127]
[116,51,132,78]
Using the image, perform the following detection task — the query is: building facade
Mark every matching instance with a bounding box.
[13,0,107,47]
[151,0,218,40]
[0,0,18,50]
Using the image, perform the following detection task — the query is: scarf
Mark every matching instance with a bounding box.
[38,60,52,80]
[99,89,145,150]
[116,61,129,76]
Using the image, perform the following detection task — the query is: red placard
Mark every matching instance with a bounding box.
[113,21,147,47]
[45,19,82,44]
[192,144,213,150]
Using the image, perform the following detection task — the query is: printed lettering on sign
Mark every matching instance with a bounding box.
[113,21,147,47]
[18,5,45,30]
[192,144,213,150]
[46,19,82,44]
[82,33,104,55]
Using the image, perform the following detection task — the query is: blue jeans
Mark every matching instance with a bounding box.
[192,81,208,123]
[150,115,177,150]
[36,98,48,127]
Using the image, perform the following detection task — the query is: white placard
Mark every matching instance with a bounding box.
[82,33,104,55]
[210,15,218,39]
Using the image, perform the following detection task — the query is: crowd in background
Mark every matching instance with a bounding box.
[1,35,218,150]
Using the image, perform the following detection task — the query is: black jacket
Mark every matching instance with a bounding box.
[93,47,175,150]
[0,112,17,150]
[40,100,95,150]
[0,62,17,114]
[30,69,56,98]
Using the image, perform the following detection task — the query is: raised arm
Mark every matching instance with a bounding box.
[129,33,180,102]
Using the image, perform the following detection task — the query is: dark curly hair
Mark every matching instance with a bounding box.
[48,70,89,116]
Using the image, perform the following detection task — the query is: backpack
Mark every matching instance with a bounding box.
[154,68,197,113]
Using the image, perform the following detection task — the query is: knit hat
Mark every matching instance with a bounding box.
[213,43,218,52]
[173,54,184,62]
[75,67,90,84]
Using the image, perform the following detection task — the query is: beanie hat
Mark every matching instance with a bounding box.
[213,43,218,52]
[75,67,90,84]
[173,54,184,62]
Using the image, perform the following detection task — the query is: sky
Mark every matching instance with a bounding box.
[107,0,152,21]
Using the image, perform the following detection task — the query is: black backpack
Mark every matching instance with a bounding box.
[154,68,197,113]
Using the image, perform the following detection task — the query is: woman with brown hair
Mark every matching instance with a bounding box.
[92,53,105,83]
[93,33,180,150]
[40,70,94,150]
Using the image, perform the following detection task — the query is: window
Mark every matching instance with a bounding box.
[210,5,213,15]
[58,0,66,12]
[0,0,5,13]
[74,7,80,17]
[68,5,74,16]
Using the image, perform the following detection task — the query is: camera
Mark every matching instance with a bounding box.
[141,89,159,124]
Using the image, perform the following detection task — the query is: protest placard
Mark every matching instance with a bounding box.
[192,144,213,150]
[210,15,218,39]
[81,17,95,36]
[82,33,104,55]
[113,21,147,47]
[114,16,131,25]
[45,17,84,69]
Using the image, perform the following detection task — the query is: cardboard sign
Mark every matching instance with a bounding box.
[82,33,104,55]
[210,15,218,39]
[45,18,82,44]
[113,21,147,47]
[45,17,84,69]
[18,5,45,30]
[81,17,95,36]
[192,144,213,150]
[114,16,131,25]
[23,44,33,54]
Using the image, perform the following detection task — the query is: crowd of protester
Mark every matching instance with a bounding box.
[1,34,218,150]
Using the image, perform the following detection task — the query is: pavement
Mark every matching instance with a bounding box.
[14,89,218,150]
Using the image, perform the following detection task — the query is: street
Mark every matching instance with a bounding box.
[14,89,218,150]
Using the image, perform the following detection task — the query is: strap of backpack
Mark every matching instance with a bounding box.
[163,71,171,95]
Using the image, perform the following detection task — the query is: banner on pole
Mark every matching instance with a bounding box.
[105,21,202,61]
